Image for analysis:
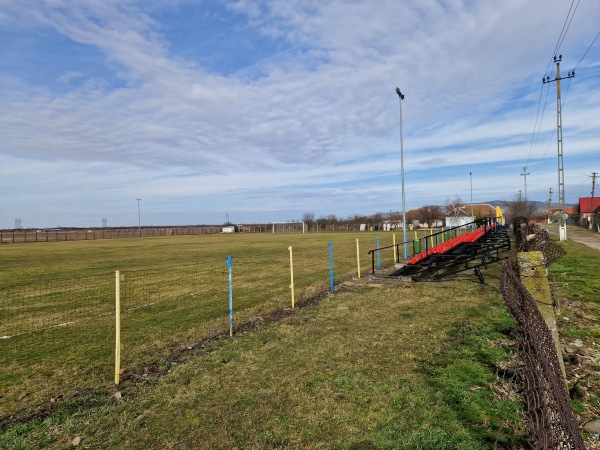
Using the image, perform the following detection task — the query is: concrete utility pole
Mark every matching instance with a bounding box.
[543,55,574,240]
[587,172,598,198]
[588,172,598,229]
[520,166,530,200]
[547,187,553,223]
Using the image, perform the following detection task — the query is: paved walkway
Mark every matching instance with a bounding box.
[544,224,600,252]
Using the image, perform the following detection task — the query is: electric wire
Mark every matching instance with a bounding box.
[528,0,576,168]
[573,29,600,70]
[527,85,552,172]
[528,0,582,172]
[546,0,576,75]
[555,0,581,56]
[525,85,546,164]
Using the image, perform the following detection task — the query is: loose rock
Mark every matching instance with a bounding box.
[583,420,600,434]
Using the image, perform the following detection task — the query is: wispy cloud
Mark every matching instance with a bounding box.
[1,0,599,227]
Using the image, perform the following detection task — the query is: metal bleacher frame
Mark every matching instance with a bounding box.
[387,217,510,282]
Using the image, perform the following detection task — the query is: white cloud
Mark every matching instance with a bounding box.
[1,0,599,226]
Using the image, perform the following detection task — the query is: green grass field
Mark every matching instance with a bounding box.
[1,231,413,418]
[9,229,600,448]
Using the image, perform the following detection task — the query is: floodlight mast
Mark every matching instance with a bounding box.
[470,172,474,220]
[396,87,408,259]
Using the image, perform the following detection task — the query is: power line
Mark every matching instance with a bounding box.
[555,0,581,55]
[529,0,582,170]
[547,0,576,75]
[573,29,600,71]
[526,82,552,167]
[528,24,600,175]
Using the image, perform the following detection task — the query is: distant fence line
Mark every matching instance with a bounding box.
[1,226,249,243]
[0,223,396,244]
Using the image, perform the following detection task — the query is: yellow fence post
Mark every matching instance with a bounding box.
[288,246,295,308]
[392,234,397,263]
[114,270,121,385]
[430,229,434,248]
[356,239,361,278]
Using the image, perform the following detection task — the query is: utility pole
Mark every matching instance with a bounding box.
[587,172,598,229]
[518,190,523,202]
[543,55,574,240]
[520,166,530,200]
[547,187,553,223]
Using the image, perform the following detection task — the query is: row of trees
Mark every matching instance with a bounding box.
[299,195,545,231]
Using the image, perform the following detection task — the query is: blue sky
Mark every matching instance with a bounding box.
[1,0,599,228]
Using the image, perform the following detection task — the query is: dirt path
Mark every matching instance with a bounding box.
[544,224,600,252]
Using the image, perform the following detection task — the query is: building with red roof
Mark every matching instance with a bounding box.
[579,197,600,228]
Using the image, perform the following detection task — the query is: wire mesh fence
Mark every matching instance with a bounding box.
[0,274,116,418]
[0,234,384,418]
[0,274,114,338]
[499,225,585,449]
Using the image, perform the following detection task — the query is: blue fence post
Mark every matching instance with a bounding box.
[329,241,334,293]
[376,235,381,270]
[226,255,233,337]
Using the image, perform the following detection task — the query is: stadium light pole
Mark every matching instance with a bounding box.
[470,172,474,219]
[396,87,408,259]
[136,198,141,237]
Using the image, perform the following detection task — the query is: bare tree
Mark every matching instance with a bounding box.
[445,196,466,219]
[505,193,538,220]
[417,205,443,227]
[325,214,338,226]
[370,212,384,227]
[302,212,315,232]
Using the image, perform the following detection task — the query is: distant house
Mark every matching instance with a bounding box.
[445,203,498,228]
[549,207,578,223]
[579,197,600,228]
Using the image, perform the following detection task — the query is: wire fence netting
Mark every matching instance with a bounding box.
[499,225,585,449]
[0,237,375,418]
[1,226,588,449]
